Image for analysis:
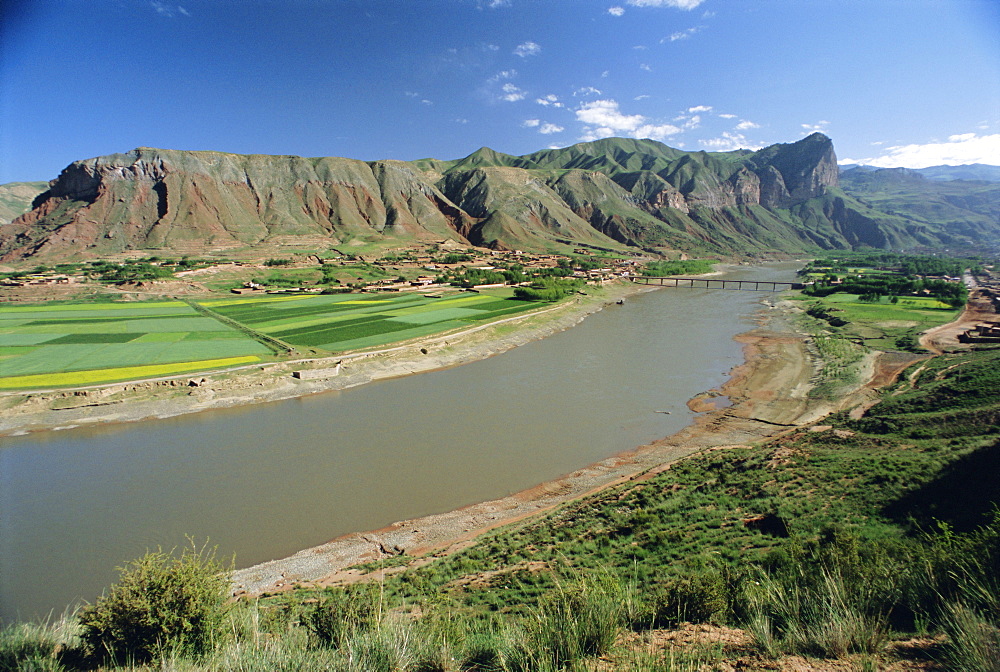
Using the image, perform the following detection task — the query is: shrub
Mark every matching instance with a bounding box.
[77,542,231,663]
[638,571,727,628]
[305,584,382,649]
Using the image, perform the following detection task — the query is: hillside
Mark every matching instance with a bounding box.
[0,181,47,227]
[839,166,1000,247]
[3,135,999,263]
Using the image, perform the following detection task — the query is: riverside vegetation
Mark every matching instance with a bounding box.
[3,259,998,671]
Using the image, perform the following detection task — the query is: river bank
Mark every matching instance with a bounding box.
[231,295,874,598]
[0,282,648,438]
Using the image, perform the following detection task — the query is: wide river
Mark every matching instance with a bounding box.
[0,263,800,622]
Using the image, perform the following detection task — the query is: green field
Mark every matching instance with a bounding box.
[791,292,959,350]
[200,291,539,352]
[0,301,270,388]
[0,291,542,389]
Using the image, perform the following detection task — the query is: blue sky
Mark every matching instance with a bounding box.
[1,0,998,183]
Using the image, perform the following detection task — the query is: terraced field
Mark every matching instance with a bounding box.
[200,291,539,352]
[0,301,269,389]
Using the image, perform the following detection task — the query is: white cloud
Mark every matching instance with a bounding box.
[576,99,681,142]
[455,118,469,124]
[634,94,651,100]
[840,133,1000,169]
[718,113,737,119]
[501,82,526,102]
[578,99,646,131]
[150,1,189,17]
[633,45,648,50]
[628,0,705,9]
[683,115,701,129]
[574,86,603,97]
[522,119,541,128]
[640,63,652,71]
[535,94,564,108]
[664,27,700,42]
[687,105,712,113]
[488,69,518,82]
[700,132,762,151]
[421,99,433,105]
[539,123,564,134]
[579,127,619,142]
[514,41,541,58]
[636,123,683,140]
[801,121,830,134]
[735,120,760,130]
[608,6,625,16]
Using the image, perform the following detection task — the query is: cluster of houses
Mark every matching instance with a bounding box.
[958,274,1000,344]
[1,273,79,287]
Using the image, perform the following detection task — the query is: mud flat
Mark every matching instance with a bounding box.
[0,283,646,438]
[231,298,874,598]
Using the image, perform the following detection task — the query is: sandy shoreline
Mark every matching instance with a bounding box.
[230,295,869,598]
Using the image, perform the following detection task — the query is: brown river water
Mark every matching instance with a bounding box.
[0,263,800,622]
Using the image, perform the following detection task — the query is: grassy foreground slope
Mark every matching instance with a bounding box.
[5,286,999,670]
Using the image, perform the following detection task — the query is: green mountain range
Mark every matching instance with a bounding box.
[2,134,997,262]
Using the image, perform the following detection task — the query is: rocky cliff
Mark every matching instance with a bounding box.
[2,134,991,262]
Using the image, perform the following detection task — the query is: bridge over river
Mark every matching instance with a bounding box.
[631,276,805,291]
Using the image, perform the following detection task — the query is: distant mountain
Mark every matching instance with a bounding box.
[0,181,48,227]
[839,166,1000,245]
[3,135,998,263]
[842,163,1000,183]
[916,164,1000,182]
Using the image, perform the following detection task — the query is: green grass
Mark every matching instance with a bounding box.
[0,301,270,389]
[203,291,539,353]
[0,290,545,388]
[791,291,959,352]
